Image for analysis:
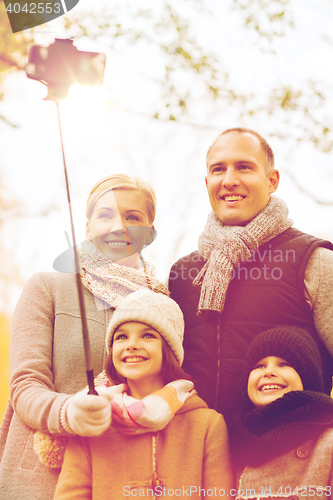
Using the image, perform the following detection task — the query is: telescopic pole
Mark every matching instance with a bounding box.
[56,101,98,395]
[26,38,106,396]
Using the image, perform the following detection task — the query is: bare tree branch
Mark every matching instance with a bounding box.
[283,169,333,206]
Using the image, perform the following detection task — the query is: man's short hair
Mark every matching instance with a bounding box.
[206,127,275,174]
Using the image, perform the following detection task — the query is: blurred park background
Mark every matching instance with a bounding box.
[1,0,333,421]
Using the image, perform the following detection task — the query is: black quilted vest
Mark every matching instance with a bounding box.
[169,228,333,416]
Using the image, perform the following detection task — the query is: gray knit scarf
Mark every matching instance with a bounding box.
[193,196,293,314]
[80,240,169,310]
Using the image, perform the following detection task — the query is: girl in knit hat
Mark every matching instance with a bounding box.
[227,326,333,499]
[55,289,234,500]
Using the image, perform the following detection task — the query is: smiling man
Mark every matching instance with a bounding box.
[168,127,333,416]
[205,131,278,226]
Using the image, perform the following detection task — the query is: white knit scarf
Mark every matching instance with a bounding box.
[80,240,169,310]
[193,196,293,314]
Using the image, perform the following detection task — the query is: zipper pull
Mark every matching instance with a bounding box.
[152,470,162,489]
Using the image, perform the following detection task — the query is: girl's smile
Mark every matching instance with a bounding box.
[247,356,303,408]
[122,356,148,363]
[112,321,165,399]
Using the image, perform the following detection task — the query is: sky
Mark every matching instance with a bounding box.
[1,0,333,312]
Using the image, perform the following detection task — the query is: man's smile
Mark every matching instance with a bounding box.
[221,194,245,203]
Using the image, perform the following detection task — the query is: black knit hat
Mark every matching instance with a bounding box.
[243,327,324,394]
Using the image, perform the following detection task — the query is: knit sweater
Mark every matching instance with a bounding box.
[54,394,234,500]
[0,272,113,500]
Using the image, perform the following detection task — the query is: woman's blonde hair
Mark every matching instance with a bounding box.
[86,174,156,223]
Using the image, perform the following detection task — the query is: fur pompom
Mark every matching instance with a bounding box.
[33,431,67,469]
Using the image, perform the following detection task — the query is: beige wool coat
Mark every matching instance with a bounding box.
[0,272,113,500]
[54,394,234,500]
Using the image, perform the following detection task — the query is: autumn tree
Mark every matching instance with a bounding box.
[1,0,333,154]
[0,0,34,125]
[0,0,332,282]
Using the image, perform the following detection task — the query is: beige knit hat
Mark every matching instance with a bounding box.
[106,289,184,365]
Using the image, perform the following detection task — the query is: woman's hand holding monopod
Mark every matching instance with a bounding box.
[60,386,114,437]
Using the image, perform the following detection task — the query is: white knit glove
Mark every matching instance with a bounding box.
[61,386,112,437]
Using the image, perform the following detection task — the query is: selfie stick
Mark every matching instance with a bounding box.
[56,103,98,395]
[26,39,106,395]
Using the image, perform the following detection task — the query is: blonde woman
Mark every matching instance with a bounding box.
[0,174,168,500]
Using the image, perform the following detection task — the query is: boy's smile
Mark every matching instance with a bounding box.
[259,383,287,392]
[247,356,303,407]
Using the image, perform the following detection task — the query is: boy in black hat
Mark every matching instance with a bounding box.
[227,327,333,499]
